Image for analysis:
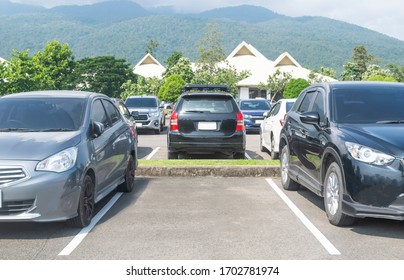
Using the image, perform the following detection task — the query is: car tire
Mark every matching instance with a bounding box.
[324,162,355,226]
[280,145,300,191]
[270,136,279,159]
[168,151,178,159]
[233,152,245,159]
[117,155,135,193]
[259,131,266,152]
[67,174,95,228]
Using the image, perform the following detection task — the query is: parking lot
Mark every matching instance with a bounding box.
[1,130,404,261]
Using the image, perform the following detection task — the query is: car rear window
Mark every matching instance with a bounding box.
[179,95,235,113]
[125,98,157,108]
[0,98,85,131]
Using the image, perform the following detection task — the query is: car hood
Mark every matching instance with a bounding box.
[339,124,404,157]
[0,131,81,161]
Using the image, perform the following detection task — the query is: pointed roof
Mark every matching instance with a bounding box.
[133,53,166,79]
[0,57,7,63]
[273,52,301,68]
[226,41,270,61]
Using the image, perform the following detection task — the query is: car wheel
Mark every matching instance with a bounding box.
[154,128,161,134]
[67,174,95,228]
[168,151,178,159]
[233,152,245,159]
[270,136,279,159]
[280,145,300,190]
[324,162,355,226]
[117,155,135,193]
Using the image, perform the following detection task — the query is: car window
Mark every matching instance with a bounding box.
[240,100,270,110]
[297,91,316,113]
[125,98,157,108]
[91,99,110,128]
[286,102,294,112]
[0,98,84,131]
[102,99,120,125]
[312,92,325,122]
[270,103,280,116]
[179,96,235,113]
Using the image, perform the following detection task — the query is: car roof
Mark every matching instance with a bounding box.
[1,90,106,99]
[180,92,234,97]
[126,96,158,99]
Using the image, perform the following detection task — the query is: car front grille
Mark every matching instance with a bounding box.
[133,114,148,121]
[0,199,35,215]
[0,166,27,186]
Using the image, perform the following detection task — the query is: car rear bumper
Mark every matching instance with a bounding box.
[168,132,246,154]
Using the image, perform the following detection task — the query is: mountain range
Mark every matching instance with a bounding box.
[1,0,403,75]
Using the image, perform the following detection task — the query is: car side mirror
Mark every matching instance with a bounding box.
[131,111,139,118]
[300,111,320,125]
[263,111,269,118]
[91,121,105,138]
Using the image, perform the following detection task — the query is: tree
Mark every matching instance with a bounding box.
[146,39,159,56]
[197,23,226,65]
[283,78,310,98]
[386,64,404,82]
[163,57,194,83]
[75,56,137,98]
[362,64,396,82]
[259,69,292,101]
[164,51,183,69]
[120,76,161,100]
[342,45,374,81]
[157,74,185,102]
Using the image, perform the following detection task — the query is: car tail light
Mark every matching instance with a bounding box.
[279,114,287,127]
[236,112,244,131]
[170,111,179,131]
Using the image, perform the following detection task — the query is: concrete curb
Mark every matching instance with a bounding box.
[136,165,281,177]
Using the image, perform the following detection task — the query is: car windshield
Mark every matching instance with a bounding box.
[180,96,234,113]
[125,98,157,108]
[240,100,270,110]
[0,98,85,131]
[333,86,404,124]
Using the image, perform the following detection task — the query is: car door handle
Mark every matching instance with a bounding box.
[299,128,309,135]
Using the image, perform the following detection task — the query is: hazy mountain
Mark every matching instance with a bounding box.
[0,0,403,76]
[0,0,44,15]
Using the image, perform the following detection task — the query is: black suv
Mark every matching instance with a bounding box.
[167,84,246,159]
[280,82,404,226]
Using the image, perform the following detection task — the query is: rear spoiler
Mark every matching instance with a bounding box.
[182,84,229,93]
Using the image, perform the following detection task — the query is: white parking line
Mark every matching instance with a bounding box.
[245,151,252,159]
[265,178,341,255]
[58,192,123,256]
[146,147,160,160]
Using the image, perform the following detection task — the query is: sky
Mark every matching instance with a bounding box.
[11,0,404,41]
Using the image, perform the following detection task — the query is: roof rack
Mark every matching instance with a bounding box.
[182,84,230,93]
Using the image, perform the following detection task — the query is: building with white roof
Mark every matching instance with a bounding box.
[133,53,166,79]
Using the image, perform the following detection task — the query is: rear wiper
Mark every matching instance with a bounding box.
[376,120,404,124]
[184,110,210,113]
[39,128,75,132]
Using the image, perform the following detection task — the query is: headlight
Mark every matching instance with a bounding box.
[244,114,252,119]
[149,112,159,117]
[345,142,394,166]
[36,147,78,173]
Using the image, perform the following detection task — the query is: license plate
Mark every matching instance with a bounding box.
[255,120,263,124]
[198,122,217,130]
[136,123,143,128]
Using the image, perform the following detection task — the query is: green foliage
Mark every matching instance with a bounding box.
[157,74,185,102]
[146,39,159,56]
[341,46,376,81]
[197,23,226,65]
[163,57,194,83]
[164,51,183,69]
[386,64,404,82]
[283,78,310,98]
[120,76,161,100]
[74,56,136,98]
[362,64,396,82]
[259,69,292,101]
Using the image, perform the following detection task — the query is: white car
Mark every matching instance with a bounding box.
[260,98,296,159]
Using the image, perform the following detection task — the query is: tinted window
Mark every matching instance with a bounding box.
[179,95,235,113]
[103,99,120,125]
[270,103,280,116]
[312,92,325,122]
[297,91,316,113]
[0,98,85,131]
[333,86,404,123]
[286,102,294,112]
[240,100,270,110]
[91,99,110,128]
[125,98,158,108]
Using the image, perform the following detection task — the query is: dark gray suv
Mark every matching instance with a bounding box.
[0,91,137,227]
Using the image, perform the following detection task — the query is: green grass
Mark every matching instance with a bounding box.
[139,159,280,166]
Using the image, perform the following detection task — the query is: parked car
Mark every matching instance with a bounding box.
[125,96,165,134]
[0,91,137,228]
[238,99,271,133]
[260,98,296,159]
[279,82,404,226]
[167,84,246,159]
